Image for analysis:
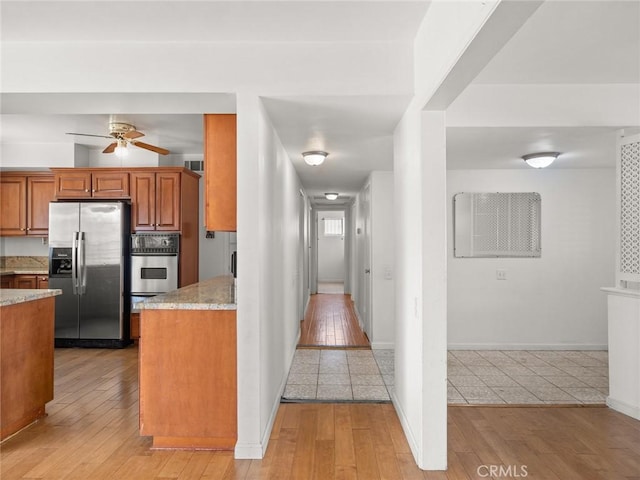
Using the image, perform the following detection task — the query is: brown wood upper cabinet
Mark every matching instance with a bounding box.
[130,172,181,231]
[0,172,55,236]
[53,169,129,198]
[204,114,237,231]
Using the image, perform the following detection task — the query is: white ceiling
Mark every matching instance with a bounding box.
[1,1,639,203]
[446,0,640,171]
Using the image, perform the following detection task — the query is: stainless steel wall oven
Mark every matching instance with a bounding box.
[131,233,179,312]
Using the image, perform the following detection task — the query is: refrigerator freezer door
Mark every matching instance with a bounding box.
[50,276,79,338]
[48,203,80,248]
[49,203,81,339]
[78,203,125,339]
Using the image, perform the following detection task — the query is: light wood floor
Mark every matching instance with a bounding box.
[298,294,370,348]
[2,348,640,479]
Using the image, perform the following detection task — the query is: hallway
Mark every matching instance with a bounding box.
[298,293,369,348]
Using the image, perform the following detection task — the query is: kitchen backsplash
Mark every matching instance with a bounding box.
[0,256,48,269]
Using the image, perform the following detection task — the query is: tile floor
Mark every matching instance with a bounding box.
[282,349,393,402]
[283,348,609,405]
[448,350,608,405]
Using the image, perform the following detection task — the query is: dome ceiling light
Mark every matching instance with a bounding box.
[324,193,339,201]
[302,151,328,166]
[522,152,560,169]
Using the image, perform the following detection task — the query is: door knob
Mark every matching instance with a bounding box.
[365,269,371,274]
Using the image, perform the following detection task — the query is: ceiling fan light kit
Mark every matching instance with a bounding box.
[66,121,170,156]
[522,152,560,168]
[302,150,328,166]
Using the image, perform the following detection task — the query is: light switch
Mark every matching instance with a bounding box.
[384,265,393,280]
[496,270,507,280]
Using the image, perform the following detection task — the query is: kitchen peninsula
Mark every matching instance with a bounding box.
[136,275,237,450]
[1,288,62,440]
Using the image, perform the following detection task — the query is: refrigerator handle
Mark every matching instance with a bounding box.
[79,231,86,295]
[72,232,79,295]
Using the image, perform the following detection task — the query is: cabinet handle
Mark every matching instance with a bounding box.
[26,227,31,231]
[92,189,96,193]
[85,189,90,193]
[20,228,25,231]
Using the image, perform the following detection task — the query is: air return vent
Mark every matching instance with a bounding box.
[184,160,204,172]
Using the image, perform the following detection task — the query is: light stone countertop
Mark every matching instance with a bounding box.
[0,289,62,307]
[136,275,236,311]
[0,268,49,276]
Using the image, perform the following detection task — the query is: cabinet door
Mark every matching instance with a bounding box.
[92,172,130,198]
[0,176,27,235]
[14,275,37,289]
[130,172,156,231]
[0,275,15,289]
[27,176,55,236]
[55,172,92,198]
[36,275,49,289]
[204,114,236,231]
[155,173,181,231]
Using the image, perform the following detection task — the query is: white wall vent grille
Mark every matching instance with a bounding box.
[184,160,204,172]
[620,141,640,275]
[454,192,541,258]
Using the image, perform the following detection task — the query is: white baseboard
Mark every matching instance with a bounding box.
[389,389,420,467]
[353,303,365,332]
[448,343,608,351]
[234,443,264,459]
[607,396,640,421]
[371,342,394,350]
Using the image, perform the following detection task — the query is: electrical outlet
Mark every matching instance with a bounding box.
[496,270,507,280]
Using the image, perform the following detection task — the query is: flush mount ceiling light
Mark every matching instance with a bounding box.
[325,192,339,201]
[522,152,560,169]
[302,150,328,166]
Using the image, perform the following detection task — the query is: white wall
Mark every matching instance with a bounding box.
[317,210,345,282]
[235,94,303,458]
[369,172,395,349]
[447,168,616,349]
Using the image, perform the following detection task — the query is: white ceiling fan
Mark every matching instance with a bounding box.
[66,122,170,155]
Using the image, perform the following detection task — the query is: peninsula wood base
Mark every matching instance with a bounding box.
[0,296,55,441]
[139,308,237,451]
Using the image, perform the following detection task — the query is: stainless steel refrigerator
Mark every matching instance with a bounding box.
[49,202,131,348]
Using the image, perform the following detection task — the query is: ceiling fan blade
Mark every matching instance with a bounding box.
[103,142,117,154]
[66,132,113,139]
[123,130,144,139]
[132,141,170,155]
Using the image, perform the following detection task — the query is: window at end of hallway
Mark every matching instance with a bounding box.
[324,218,344,236]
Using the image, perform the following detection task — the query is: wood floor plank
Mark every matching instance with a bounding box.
[2,349,639,480]
[298,294,370,347]
[290,408,317,479]
[312,439,335,480]
[334,405,356,468]
[353,428,381,480]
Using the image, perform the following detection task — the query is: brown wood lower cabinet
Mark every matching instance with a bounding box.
[139,309,236,450]
[1,296,55,440]
[13,274,37,289]
[2,274,49,289]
